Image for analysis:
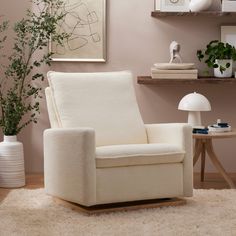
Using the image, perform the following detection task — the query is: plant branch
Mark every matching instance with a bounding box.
[0,0,69,135]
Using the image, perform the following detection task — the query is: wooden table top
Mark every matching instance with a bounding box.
[193,129,236,139]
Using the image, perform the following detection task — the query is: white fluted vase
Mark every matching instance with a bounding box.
[0,136,25,188]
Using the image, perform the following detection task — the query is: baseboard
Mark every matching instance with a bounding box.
[194,172,236,178]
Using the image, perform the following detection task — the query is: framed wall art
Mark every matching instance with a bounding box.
[160,0,189,12]
[50,0,106,62]
[221,26,236,72]
[221,26,236,48]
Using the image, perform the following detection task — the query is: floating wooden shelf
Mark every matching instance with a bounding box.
[151,11,236,18]
[137,76,236,85]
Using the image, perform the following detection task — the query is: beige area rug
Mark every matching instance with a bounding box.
[0,189,236,236]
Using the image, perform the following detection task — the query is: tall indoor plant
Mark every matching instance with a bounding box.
[0,0,68,187]
[197,40,236,78]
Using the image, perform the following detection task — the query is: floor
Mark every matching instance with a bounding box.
[194,172,236,189]
[0,173,235,203]
[0,174,44,203]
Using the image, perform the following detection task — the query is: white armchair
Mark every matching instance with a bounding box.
[44,71,193,206]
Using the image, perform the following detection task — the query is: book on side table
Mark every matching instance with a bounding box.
[193,121,232,134]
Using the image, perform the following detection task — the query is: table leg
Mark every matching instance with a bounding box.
[205,139,235,189]
[201,142,206,182]
[193,139,202,166]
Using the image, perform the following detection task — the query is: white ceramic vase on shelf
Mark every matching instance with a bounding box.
[0,136,25,188]
[214,59,233,78]
[190,0,213,12]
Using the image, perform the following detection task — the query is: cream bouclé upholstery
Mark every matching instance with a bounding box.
[44,71,193,206]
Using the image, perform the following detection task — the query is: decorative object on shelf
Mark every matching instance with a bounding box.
[160,0,190,12]
[154,41,195,70]
[0,136,25,188]
[209,0,222,11]
[169,41,182,63]
[155,0,161,10]
[152,41,197,79]
[221,26,236,73]
[197,40,236,78]
[189,0,213,12]
[208,119,232,132]
[0,0,68,188]
[178,92,211,127]
[222,0,236,12]
[50,0,106,62]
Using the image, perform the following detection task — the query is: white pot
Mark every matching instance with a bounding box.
[214,59,233,78]
[190,0,213,12]
[0,136,25,188]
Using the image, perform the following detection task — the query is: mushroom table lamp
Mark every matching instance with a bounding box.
[178,92,211,127]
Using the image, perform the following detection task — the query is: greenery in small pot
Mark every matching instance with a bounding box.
[0,0,68,136]
[197,40,236,74]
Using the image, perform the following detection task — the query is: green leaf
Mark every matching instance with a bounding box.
[0,0,69,135]
[197,40,236,70]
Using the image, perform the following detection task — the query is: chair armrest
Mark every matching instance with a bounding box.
[145,123,192,147]
[44,128,96,206]
[145,123,193,197]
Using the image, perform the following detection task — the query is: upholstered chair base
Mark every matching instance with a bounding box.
[53,196,186,215]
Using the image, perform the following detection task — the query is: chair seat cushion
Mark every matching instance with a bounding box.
[96,143,185,168]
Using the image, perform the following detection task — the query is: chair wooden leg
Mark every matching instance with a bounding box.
[193,139,202,166]
[200,142,206,182]
[205,139,235,189]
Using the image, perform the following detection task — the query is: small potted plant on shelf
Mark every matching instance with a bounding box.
[197,40,236,78]
[0,0,68,188]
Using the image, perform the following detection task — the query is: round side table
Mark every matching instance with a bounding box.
[193,130,236,189]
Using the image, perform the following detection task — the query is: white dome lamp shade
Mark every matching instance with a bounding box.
[178,92,211,127]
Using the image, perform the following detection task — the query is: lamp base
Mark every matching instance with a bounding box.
[192,125,205,129]
[188,111,202,127]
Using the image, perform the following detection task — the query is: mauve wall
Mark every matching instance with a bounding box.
[2,0,236,173]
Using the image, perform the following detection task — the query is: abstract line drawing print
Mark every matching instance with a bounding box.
[51,0,105,61]
[56,0,100,54]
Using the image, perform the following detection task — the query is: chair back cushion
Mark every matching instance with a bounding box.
[47,71,147,146]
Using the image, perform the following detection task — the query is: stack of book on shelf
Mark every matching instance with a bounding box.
[151,67,198,79]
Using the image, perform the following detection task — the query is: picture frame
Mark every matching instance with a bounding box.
[221,26,236,48]
[221,26,236,72]
[50,0,106,62]
[222,0,236,12]
[160,0,190,12]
